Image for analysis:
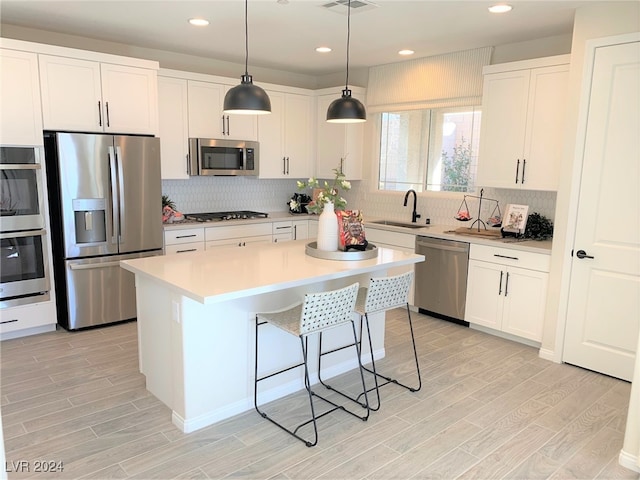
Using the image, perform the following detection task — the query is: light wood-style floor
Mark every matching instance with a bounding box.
[1,310,638,480]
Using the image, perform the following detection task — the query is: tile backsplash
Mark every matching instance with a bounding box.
[162,176,556,227]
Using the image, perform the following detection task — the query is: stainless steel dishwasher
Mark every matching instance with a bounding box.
[415,236,470,324]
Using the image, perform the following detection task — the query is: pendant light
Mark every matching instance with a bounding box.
[224,0,271,115]
[326,0,366,123]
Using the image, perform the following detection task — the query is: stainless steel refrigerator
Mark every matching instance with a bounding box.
[44,132,163,330]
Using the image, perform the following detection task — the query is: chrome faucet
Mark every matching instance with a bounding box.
[403,189,421,223]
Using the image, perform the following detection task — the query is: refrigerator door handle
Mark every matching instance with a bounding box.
[115,146,126,245]
[108,146,119,244]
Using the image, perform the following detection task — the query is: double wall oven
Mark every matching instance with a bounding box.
[0,145,50,308]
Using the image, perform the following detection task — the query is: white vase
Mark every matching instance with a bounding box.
[316,201,339,251]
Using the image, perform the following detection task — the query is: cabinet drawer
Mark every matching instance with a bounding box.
[0,301,56,334]
[272,221,293,234]
[365,227,416,249]
[469,244,550,272]
[165,242,204,255]
[205,223,272,241]
[164,228,205,245]
[206,235,272,248]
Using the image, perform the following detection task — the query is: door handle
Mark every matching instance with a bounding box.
[576,250,595,259]
[498,270,503,295]
[521,159,526,184]
[105,101,110,127]
[504,272,510,297]
[98,101,102,127]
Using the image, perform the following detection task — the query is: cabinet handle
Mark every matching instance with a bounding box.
[105,101,110,127]
[505,272,510,297]
[515,159,520,184]
[340,157,344,175]
[275,226,291,230]
[521,159,526,184]
[0,319,19,325]
[176,234,197,239]
[282,157,286,175]
[98,101,103,127]
[286,157,290,175]
[494,254,519,261]
[293,225,297,240]
[226,116,230,136]
[498,270,503,295]
[221,115,226,135]
[176,248,197,254]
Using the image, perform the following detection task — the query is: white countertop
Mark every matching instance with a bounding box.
[121,239,424,305]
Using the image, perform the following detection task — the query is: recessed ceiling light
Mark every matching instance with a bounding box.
[188,18,210,26]
[488,4,513,13]
[399,49,415,56]
[316,47,332,53]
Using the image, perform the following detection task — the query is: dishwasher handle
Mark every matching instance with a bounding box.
[416,239,469,254]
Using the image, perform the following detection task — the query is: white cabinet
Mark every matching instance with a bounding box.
[315,88,365,180]
[292,220,309,241]
[0,49,43,146]
[205,223,272,248]
[164,227,205,255]
[259,91,313,179]
[187,80,257,141]
[38,55,159,134]
[477,55,569,191]
[271,220,309,243]
[465,244,549,342]
[0,301,57,339]
[158,76,189,179]
[365,227,416,305]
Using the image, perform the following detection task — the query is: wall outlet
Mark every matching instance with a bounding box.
[425,218,431,225]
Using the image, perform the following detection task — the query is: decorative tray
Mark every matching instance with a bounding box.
[305,242,378,261]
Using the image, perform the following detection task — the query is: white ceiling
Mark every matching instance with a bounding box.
[0,0,621,76]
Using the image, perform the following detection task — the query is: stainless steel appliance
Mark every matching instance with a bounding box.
[188,138,259,176]
[44,132,163,330]
[0,145,51,308]
[415,236,470,323]
[185,211,268,222]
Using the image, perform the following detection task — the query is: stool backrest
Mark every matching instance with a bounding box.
[364,271,414,313]
[300,282,359,335]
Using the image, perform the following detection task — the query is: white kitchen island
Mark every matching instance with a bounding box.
[121,239,424,433]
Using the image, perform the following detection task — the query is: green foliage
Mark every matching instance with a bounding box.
[441,137,472,192]
[524,212,554,241]
[297,167,351,214]
[162,195,176,210]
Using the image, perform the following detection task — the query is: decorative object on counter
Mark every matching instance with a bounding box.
[305,241,378,260]
[523,212,554,241]
[162,195,184,223]
[296,168,351,214]
[455,188,500,231]
[326,0,366,123]
[223,0,271,115]
[316,201,339,251]
[337,210,368,251]
[287,193,312,214]
[501,203,529,238]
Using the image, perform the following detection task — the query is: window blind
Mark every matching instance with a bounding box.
[366,47,493,112]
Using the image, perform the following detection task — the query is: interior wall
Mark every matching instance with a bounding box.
[541,2,640,359]
[491,33,572,64]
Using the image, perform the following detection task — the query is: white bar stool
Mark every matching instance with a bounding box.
[318,271,421,411]
[254,282,370,447]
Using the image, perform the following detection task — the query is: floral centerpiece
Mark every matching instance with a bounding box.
[296,168,351,214]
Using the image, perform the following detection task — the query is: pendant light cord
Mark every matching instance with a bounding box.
[244,0,249,76]
[345,0,351,90]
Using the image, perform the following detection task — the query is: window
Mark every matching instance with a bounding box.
[378,106,481,193]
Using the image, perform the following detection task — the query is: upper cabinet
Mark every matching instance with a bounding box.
[158,76,189,179]
[258,90,313,179]
[315,87,365,180]
[0,48,43,146]
[477,55,570,191]
[39,54,159,135]
[187,80,257,141]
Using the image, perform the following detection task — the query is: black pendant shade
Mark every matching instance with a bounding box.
[326,89,366,123]
[224,74,271,115]
[223,0,271,115]
[326,0,366,123]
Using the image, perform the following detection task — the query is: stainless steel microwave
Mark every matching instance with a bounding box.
[188,138,259,176]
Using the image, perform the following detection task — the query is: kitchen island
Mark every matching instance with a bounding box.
[121,240,424,433]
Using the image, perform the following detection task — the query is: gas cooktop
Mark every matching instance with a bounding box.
[185,211,269,222]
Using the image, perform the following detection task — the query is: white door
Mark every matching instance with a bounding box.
[563,39,640,381]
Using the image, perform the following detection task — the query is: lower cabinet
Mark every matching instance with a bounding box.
[465,244,549,342]
[164,227,205,254]
[272,220,309,243]
[205,223,273,248]
[1,301,57,339]
[365,227,417,305]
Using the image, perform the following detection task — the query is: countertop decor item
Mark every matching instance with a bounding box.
[523,212,554,240]
[287,193,311,214]
[297,168,351,214]
[305,241,378,260]
[316,201,339,251]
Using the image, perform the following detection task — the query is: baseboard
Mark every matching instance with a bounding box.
[538,347,558,363]
[618,449,640,473]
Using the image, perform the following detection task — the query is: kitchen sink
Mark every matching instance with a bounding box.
[370,220,427,229]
